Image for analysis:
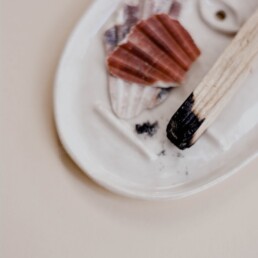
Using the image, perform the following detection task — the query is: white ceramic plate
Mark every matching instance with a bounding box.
[54,0,258,200]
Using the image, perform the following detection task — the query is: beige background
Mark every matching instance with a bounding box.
[1,0,258,257]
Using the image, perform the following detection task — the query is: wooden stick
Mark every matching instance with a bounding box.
[167,9,258,150]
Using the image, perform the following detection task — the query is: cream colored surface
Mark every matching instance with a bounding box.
[1,0,258,257]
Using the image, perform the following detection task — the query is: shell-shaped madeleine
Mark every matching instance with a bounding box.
[107,13,201,87]
[103,1,191,119]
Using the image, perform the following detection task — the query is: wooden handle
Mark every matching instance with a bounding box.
[167,9,258,150]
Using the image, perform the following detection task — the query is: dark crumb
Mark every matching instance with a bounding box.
[176,152,184,158]
[158,150,166,156]
[216,10,227,21]
[135,121,159,137]
[185,166,189,176]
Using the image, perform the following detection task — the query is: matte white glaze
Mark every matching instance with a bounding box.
[199,0,257,34]
[54,0,258,199]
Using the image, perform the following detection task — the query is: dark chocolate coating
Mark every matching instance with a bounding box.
[166,93,205,150]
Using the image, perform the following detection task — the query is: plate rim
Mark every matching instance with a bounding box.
[53,0,258,200]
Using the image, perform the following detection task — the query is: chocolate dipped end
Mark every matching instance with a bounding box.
[166,93,205,150]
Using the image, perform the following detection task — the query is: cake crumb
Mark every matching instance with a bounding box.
[135,121,159,137]
[176,152,184,158]
[158,150,166,156]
